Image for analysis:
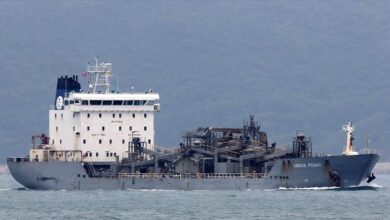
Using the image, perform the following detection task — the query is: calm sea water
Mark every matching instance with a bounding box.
[0,173,389,220]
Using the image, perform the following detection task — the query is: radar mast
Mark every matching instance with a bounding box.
[87,58,112,94]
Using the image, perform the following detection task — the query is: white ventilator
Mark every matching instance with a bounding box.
[342,121,359,156]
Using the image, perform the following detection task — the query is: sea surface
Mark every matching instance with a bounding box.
[0,173,389,220]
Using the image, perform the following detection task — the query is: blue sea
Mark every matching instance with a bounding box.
[0,173,389,220]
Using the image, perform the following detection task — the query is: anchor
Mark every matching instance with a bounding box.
[367,173,376,183]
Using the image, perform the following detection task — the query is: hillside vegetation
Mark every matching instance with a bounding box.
[0,1,389,162]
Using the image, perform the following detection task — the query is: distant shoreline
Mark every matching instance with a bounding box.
[0,165,9,174]
[373,162,390,174]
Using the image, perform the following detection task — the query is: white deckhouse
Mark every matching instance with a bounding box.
[30,59,160,163]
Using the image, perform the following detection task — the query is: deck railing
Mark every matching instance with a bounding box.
[117,173,267,179]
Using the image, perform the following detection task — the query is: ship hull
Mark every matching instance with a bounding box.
[7,154,379,190]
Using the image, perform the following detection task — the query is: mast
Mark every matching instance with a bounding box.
[87,58,113,94]
[342,121,359,156]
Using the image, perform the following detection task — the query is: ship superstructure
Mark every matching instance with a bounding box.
[7,59,379,190]
[30,60,159,164]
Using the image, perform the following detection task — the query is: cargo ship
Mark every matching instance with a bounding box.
[7,59,379,190]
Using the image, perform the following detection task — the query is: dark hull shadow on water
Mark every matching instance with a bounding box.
[2,185,382,192]
[15,187,28,191]
[331,185,382,191]
[274,185,382,191]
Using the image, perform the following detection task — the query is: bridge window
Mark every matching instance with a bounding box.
[70,100,74,104]
[90,100,102,105]
[64,100,68,105]
[113,100,123,105]
[125,100,133,105]
[103,100,112,105]
[82,100,88,105]
[146,100,154,105]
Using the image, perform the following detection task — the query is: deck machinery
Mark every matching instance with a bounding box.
[102,115,307,178]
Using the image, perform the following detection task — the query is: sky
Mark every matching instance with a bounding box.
[0,0,389,162]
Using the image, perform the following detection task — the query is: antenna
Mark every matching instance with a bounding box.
[116,76,119,92]
[365,136,371,149]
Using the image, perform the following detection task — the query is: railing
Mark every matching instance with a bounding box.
[7,157,29,162]
[117,173,267,179]
[359,148,377,155]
